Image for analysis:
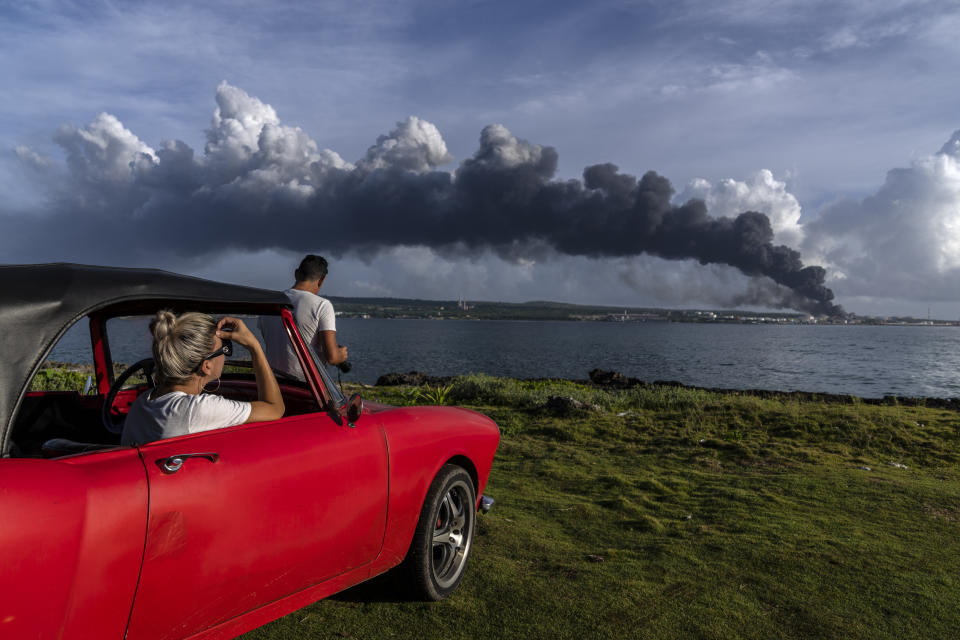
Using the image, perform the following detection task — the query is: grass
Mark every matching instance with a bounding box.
[29,367,93,392]
[240,374,960,639]
[29,362,135,392]
[29,369,960,638]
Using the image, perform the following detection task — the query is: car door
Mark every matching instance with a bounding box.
[124,411,388,640]
[0,449,148,640]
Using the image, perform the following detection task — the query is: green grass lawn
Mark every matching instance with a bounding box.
[237,376,960,640]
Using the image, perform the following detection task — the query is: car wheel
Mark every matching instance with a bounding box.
[404,464,477,601]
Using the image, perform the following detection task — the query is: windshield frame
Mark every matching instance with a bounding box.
[306,343,346,406]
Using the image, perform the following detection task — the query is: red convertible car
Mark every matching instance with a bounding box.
[0,264,499,640]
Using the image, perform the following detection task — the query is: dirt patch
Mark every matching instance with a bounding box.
[923,503,960,521]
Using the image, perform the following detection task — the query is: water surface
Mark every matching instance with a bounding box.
[49,318,960,399]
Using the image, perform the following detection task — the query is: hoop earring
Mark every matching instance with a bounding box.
[202,377,221,394]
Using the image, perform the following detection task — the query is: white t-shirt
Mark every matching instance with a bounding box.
[121,390,252,446]
[259,288,337,381]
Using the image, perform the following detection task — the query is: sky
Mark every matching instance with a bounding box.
[2,0,960,317]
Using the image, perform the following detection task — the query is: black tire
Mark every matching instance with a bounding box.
[403,464,477,601]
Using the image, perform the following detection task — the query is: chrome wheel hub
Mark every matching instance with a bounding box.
[431,480,474,588]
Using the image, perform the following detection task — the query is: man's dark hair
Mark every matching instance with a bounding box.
[295,255,328,283]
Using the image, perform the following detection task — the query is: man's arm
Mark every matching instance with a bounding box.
[313,297,347,365]
[321,330,348,365]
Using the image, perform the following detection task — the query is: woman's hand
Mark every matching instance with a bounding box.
[216,317,260,352]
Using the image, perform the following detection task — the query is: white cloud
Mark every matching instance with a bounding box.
[207,81,280,161]
[52,112,156,184]
[358,116,453,173]
[821,26,864,52]
[13,145,52,169]
[674,134,960,311]
[803,129,960,302]
[465,124,551,172]
[678,169,804,247]
[702,52,795,93]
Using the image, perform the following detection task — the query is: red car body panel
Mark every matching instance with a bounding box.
[125,412,389,640]
[0,449,147,640]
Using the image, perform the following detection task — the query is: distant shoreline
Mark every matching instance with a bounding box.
[337,314,960,327]
[328,295,959,325]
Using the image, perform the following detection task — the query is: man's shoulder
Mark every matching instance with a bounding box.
[285,289,334,324]
[285,288,324,307]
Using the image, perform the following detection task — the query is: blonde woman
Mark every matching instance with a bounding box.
[121,311,285,446]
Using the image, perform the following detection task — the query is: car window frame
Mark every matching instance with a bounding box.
[279,308,345,409]
[91,304,336,412]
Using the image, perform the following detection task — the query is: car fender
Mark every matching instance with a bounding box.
[374,406,499,568]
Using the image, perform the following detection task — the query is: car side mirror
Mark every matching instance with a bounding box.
[346,393,363,427]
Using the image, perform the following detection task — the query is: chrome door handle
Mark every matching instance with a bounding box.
[158,452,220,474]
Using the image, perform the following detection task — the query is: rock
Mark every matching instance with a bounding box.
[546,395,601,414]
[588,368,651,389]
[589,368,629,387]
[888,462,909,469]
[375,371,429,386]
[375,371,457,386]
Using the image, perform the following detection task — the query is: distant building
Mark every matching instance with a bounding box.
[607,311,666,322]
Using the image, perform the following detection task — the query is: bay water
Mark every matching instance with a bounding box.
[47,317,960,399]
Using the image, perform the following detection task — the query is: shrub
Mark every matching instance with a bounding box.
[29,368,90,392]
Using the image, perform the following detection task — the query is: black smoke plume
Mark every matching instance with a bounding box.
[5,84,843,315]
[311,157,842,315]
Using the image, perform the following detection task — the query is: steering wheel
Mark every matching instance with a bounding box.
[102,358,156,435]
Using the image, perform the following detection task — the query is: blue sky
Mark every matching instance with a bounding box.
[3,0,960,316]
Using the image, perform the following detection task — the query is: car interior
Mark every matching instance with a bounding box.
[10,310,336,459]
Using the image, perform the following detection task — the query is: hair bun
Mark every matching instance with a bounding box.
[150,310,177,342]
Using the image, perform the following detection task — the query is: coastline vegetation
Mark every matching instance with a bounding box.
[29,367,92,392]
[30,369,960,638]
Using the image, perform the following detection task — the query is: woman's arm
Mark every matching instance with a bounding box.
[218,317,285,422]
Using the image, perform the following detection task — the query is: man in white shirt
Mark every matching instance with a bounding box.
[260,255,348,380]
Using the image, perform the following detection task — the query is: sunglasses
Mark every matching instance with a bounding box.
[197,339,233,370]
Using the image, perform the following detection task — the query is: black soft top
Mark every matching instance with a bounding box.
[0,263,289,454]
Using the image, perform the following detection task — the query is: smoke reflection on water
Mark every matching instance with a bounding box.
[47,318,960,399]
